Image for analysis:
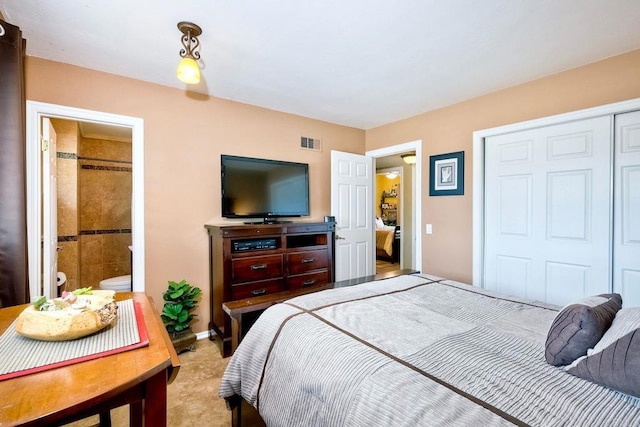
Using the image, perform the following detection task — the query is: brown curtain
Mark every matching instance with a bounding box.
[0,19,29,307]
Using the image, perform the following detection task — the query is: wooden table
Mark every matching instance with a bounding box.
[0,292,180,427]
[223,269,419,354]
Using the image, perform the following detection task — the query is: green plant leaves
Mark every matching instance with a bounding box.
[161,279,202,334]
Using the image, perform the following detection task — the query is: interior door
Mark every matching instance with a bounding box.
[614,110,640,307]
[42,117,58,298]
[484,116,612,305]
[331,150,374,281]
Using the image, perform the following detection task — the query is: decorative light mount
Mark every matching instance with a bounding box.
[177,21,202,84]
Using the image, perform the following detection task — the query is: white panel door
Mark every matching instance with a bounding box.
[484,116,612,305]
[42,117,58,298]
[331,150,374,281]
[614,111,640,307]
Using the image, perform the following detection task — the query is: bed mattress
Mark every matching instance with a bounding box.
[219,274,640,426]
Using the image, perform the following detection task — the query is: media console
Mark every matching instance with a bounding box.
[205,221,335,357]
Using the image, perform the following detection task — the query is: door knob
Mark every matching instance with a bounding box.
[335,235,346,240]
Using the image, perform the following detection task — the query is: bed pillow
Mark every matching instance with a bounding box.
[567,307,640,398]
[375,217,385,229]
[545,293,622,366]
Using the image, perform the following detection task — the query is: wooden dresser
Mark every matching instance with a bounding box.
[205,221,335,356]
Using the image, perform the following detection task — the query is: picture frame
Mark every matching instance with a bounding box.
[429,151,464,196]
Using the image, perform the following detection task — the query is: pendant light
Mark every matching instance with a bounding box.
[177,21,202,84]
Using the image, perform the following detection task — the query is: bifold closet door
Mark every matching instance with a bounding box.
[484,116,612,305]
[614,111,640,307]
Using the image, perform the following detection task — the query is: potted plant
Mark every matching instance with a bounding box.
[161,279,202,353]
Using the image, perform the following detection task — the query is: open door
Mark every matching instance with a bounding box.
[331,150,374,281]
[42,117,58,298]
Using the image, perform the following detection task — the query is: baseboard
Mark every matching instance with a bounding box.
[195,330,210,340]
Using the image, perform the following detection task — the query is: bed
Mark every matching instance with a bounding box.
[219,274,640,426]
[375,218,399,263]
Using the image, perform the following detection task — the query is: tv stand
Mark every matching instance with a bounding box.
[205,221,335,357]
[243,220,292,225]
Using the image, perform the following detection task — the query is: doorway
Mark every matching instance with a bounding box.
[26,101,145,298]
[367,140,422,274]
[50,118,133,293]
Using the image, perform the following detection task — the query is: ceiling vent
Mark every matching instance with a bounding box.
[300,136,322,151]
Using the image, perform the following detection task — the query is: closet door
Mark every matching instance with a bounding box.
[614,111,640,307]
[484,116,612,305]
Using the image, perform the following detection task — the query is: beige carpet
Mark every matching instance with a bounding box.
[65,339,231,426]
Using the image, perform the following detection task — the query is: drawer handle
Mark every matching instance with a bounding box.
[302,280,316,287]
[251,288,267,296]
[250,264,268,270]
[301,258,315,264]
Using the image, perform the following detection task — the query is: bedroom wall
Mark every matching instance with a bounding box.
[365,48,640,284]
[24,57,365,334]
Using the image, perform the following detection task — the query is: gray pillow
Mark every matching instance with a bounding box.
[545,293,622,366]
[568,308,640,397]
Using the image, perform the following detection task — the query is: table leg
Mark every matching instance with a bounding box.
[130,401,143,426]
[143,370,168,425]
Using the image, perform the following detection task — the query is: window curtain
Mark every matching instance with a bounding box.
[0,19,29,307]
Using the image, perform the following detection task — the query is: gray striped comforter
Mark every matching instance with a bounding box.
[219,274,640,426]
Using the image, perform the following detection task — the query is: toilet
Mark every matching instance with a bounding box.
[99,275,132,292]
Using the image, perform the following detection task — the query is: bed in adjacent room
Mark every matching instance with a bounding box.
[375,217,399,263]
[219,274,640,426]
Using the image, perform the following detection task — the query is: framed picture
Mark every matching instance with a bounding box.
[429,151,464,196]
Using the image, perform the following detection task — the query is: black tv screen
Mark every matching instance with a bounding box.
[221,155,310,220]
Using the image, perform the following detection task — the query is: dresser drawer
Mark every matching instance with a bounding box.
[231,278,284,300]
[287,271,329,290]
[287,250,328,274]
[232,254,283,283]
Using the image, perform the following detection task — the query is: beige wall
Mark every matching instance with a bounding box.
[25,49,640,332]
[25,57,365,334]
[366,48,640,284]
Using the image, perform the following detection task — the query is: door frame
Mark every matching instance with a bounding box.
[472,97,640,288]
[366,140,422,272]
[26,101,145,298]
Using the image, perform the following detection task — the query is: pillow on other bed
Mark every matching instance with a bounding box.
[545,293,622,366]
[375,217,385,229]
[567,307,640,398]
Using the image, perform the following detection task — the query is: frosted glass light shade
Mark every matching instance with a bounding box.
[177,57,200,84]
[401,154,416,164]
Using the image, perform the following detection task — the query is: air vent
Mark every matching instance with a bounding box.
[300,136,322,151]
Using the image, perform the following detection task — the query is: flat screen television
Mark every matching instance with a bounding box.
[221,155,310,222]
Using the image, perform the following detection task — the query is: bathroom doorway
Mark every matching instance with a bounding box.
[50,118,133,293]
[26,101,145,299]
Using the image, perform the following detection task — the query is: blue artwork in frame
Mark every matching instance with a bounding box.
[429,151,464,196]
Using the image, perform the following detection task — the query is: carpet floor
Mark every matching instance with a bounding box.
[65,338,231,426]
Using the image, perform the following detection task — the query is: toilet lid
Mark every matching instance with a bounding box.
[100,275,131,286]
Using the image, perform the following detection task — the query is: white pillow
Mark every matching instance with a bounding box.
[375,217,385,229]
[591,307,640,354]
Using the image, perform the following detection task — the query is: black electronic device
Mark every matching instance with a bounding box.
[221,155,310,222]
[231,238,278,253]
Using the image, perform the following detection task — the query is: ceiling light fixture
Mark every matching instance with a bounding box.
[386,171,399,179]
[177,21,202,84]
[401,154,416,165]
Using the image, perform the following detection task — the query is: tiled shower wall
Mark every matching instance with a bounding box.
[78,136,132,288]
[54,119,80,291]
[54,119,132,290]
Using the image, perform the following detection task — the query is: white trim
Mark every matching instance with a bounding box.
[366,140,422,272]
[472,97,640,288]
[26,101,145,297]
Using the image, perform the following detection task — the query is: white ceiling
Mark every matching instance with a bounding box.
[3,1,640,130]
